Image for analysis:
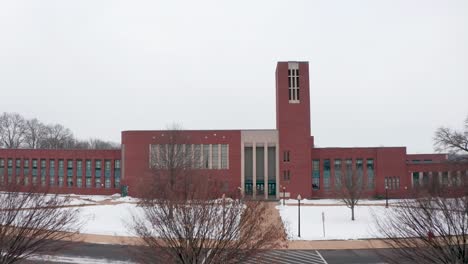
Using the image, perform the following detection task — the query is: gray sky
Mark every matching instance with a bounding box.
[0,0,467,153]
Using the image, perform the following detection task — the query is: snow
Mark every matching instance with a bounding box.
[80,203,143,236]
[283,198,403,205]
[29,254,138,264]
[278,204,388,240]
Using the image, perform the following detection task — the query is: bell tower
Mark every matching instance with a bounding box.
[276,61,312,198]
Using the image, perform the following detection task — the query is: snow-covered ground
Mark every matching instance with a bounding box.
[11,194,395,241]
[278,204,388,240]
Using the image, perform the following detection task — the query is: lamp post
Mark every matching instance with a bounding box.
[282,186,286,206]
[297,194,302,238]
[385,185,389,208]
[222,193,226,234]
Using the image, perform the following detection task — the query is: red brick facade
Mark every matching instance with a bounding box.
[0,61,466,198]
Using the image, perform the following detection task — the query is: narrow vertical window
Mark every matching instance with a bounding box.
[86,160,92,187]
[203,144,209,169]
[32,159,38,185]
[366,159,374,189]
[221,144,228,169]
[76,160,82,188]
[0,158,4,184]
[104,160,111,188]
[288,64,300,103]
[58,160,64,187]
[15,159,21,184]
[114,160,121,188]
[15,159,21,176]
[323,159,331,190]
[49,160,55,186]
[211,145,219,169]
[40,159,46,187]
[356,159,363,186]
[312,160,320,190]
[345,159,352,184]
[67,160,73,187]
[194,145,202,169]
[334,159,342,189]
[95,160,102,188]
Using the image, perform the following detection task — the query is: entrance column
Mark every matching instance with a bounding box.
[253,143,256,199]
[264,143,268,199]
[241,142,245,197]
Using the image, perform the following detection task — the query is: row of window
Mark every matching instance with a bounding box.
[412,171,468,188]
[385,177,401,190]
[150,144,229,169]
[0,158,121,189]
[312,158,375,191]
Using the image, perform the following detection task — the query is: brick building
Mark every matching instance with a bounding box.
[1,61,467,198]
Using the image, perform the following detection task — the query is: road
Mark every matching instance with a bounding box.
[19,241,407,264]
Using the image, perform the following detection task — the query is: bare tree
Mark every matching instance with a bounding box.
[39,124,75,149]
[0,112,26,148]
[373,189,468,264]
[24,118,47,149]
[130,126,285,263]
[434,114,468,154]
[131,178,285,264]
[336,167,365,221]
[0,183,81,264]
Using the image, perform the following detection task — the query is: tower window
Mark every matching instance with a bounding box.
[288,65,300,103]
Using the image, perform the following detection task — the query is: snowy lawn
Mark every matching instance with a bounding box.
[278,204,387,240]
[80,203,143,236]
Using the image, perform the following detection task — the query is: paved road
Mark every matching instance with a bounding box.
[19,241,406,264]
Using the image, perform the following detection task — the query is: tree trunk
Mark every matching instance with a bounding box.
[351,205,355,221]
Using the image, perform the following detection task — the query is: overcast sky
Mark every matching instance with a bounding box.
[0,0,467,153]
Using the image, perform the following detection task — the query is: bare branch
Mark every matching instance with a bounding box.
[0,183,81,264]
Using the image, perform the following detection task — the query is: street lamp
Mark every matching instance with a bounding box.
[297,194,302,238]
[222,193,226,234]
[385,185,389,208]
[282,186,286,206]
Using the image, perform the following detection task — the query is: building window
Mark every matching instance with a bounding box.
[288,66,300,102]
[32,159,38,185]
[95,160,102,188]
[76,160,82,188]
[194,145,202,168]
[104,160,111,188]
[324,159,330,190]
[334,159,342,189]
[67,160,73,187]
[283,170,291,181]
[356,159,363,186]
[211,145,219,169]
[15,159,21,176]
[367,159,374,189]
[386,176,400,190]
[41,159,46,187]
[86,160,92,188]
[58,160,64,187]
[202,145,209,169]
[76,160,82,177]
[312,160,320,190]
[49,160,55,186]
[7,159,13,183]
[412,172,420,187]
[283,151,290,162]
[23,159,29,177]
[345,159,352,183]
[0,158,4,184]
[114,160,121,188]
[442,172,448,187]
[221,144,228,169]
